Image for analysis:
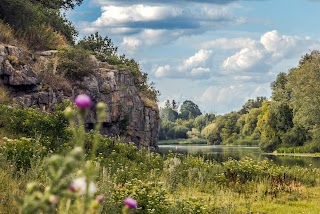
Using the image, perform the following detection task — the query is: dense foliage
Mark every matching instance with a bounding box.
[258,50,320,152]
[0,0,79,49]
[159,98,263,146]
[0,104,70,151]
[160,51,320,153]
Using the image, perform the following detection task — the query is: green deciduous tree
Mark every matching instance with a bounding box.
[160,108,178,122]
[179,100,202,120]
[201,123,221,145]
[271,72,291,102]
[257,102,280,152]
[77,32,118,61]
[30,0,83,10]
[288,56,320,130]
[240,97,267,114]
[0,0,79,46]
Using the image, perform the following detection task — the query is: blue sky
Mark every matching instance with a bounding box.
[68,0,320,114]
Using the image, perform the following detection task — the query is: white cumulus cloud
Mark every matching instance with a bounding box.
[120,37,141,52]
[191,67,210,76]
[219,30,320,73]
[199,84,270,114]
[201,37,257,49]
[154,65,171,78]
[178,49,213,71]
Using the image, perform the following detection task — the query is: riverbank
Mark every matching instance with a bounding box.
[265,151,320,157]
[158,138,207,145]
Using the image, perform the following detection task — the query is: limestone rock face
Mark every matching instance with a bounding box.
[0,45,160,150]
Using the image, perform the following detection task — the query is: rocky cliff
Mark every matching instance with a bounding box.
[0,45,160,150]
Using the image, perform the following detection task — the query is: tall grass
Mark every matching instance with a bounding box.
[0,86,9,104]
[0,20,15,44]
[18,25,68,51]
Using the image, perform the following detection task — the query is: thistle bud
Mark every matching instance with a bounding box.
[64,106,74,119]
[96,102,106,111]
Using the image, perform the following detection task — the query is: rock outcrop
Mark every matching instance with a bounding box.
[0,45,160,150]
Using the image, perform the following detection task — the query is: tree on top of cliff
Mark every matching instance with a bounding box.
[30,0,83,10]
[77,32,118,61]
[0,0,81,49]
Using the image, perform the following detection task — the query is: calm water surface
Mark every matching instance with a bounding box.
[159,144,320,168]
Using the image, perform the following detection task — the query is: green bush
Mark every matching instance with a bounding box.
[0,0,79,48]
[111,179,169,214]
[171,198,208,214]
[0,104,70,150]
[57,47,95,81]
[0,137,47,170]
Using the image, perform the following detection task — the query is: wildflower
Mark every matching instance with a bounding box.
[49,195,58,205]
[75,94,92,108]
[124,197,138,209]
[96,195,104,203]
[70,177,97,196]
[69,185,76,192]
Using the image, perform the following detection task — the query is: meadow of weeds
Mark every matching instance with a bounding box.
[0,97,320,213]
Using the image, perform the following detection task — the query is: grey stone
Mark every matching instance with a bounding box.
[3,60,14,75]
[38,50,58,56]
[7,45,21,58]
[0,45,6,56]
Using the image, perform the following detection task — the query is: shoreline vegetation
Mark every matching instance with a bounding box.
[265,152,320,157]
[159,141,320,158]
[158,138,208,145]
[158,139,261,146]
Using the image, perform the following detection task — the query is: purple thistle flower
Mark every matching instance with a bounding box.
[124,197,138,209]
[96,195,104,203]
[75,94,92,108]
[69,185,76,192]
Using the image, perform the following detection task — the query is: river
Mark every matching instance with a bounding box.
[158,145,320,168]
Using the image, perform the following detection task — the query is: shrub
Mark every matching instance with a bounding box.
[171,198,208,214]
[0,137,47,171]
[0,105,70,150]
[111,179,170,213]
[38,71,72,95]
[57,47,95,81]
[0,0,79,46]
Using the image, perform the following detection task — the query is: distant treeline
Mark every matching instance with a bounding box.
[160,51,320,153]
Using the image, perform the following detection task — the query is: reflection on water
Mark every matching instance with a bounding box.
[159,145,320,168]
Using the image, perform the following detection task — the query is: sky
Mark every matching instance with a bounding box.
[68,0,320,114]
